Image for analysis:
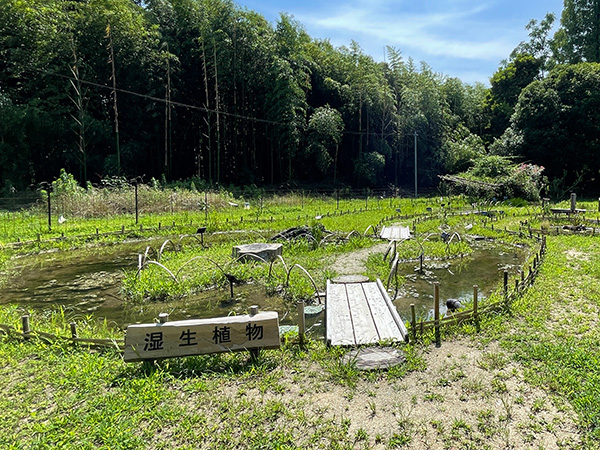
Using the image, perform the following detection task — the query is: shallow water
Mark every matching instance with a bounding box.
[1,240,302,330]
[1,239,526,336]
[392,240,527,321]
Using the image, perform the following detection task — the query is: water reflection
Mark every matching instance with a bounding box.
[393,240,527,321]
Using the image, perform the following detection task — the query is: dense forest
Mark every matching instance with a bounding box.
[0,0,599,197]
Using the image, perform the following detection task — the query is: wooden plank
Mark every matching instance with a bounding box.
[376,279,409,342]
[123,312,279,362]
[361,282,402,341]
[326,279,409,346]
[345,283,379,344]
[326,280,356,346]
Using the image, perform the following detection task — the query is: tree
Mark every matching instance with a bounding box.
[511,13,556,75]
[305,106,344,180]
[553,0,600,64]
[483,54,541,143]
[492,63,600,189]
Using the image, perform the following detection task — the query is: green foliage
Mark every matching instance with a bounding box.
[353,152,385,187]
[483,54,541,143]
[554,0,600,64]
[494,62,600,189]
[442,155,545,201]
[0,0,494,192]
[443,124,486,174]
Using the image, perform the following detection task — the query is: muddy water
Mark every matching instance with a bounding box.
[1,239,527,336]
[1,241,296,330]
[392,240,527,321]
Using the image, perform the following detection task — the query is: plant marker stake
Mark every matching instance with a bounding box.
[297,301,305,347]
[434,282,440,348]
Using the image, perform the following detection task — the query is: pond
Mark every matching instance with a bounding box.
[1,240,291,329]
[1,238,528,337]
[392,239,528,321]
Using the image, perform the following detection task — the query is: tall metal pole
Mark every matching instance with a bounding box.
[414,131,418,198]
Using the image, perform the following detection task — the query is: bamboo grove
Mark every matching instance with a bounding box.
[1,0,599,195]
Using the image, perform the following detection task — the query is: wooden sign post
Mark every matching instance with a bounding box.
[124,310,280,362]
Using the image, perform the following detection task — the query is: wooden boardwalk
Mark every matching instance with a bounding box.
[326,278,408,346]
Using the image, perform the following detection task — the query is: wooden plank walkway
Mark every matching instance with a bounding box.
[326,278,408,346]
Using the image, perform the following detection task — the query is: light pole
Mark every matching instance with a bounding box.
[414,131,418,198]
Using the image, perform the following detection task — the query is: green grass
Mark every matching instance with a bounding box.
[485,234,600,446]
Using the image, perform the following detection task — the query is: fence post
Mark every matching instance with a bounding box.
[22,315,30,338]
[434,282,440,348]
[70,322,78,340]
[297,301,305,347]
[503,270,509,309]
[410,303,416,343]
[473,285,480,333]
[205,191,208,222]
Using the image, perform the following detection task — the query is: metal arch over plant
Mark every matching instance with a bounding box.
[158,239,178,261]
[136,260,178,283]
[285,263,321,301]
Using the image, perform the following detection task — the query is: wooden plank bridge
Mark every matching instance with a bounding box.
[326,278,408,346]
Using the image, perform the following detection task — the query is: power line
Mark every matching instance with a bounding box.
[28,65,405,139]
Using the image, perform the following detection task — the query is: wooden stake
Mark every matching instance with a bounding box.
[297,301,305,347]
[22,315,30,337]
[434,282,440,348]
[70,322,78,339]
[410,303,416,343]
[473,285,479,332]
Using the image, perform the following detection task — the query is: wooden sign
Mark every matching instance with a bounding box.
[123,311,280,362]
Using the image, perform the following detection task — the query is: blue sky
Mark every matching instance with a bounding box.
[238,0,565,85]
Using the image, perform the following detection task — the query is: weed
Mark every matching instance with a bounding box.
[423,392,445,402]
[368,399,377,416]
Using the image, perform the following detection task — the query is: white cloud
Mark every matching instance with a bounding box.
[298,0,519,62]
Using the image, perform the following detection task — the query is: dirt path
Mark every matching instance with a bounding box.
[331,242,389,276]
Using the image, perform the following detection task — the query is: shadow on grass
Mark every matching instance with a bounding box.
[116,347,281,382]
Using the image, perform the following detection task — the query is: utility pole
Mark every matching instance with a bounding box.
[414,131,418,198]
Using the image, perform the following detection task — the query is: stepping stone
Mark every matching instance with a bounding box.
[331,274,369,283]
[342,347,406,370]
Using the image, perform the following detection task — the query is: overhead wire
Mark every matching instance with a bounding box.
[26,65,403,139]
